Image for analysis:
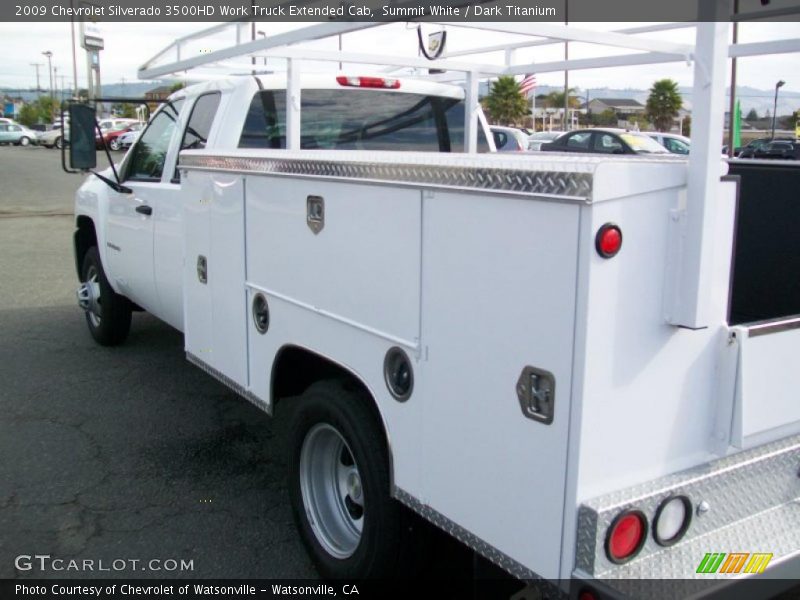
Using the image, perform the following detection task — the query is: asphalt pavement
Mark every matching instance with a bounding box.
[0,144,317,579]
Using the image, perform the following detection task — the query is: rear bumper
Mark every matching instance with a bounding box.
[573,433,800,595]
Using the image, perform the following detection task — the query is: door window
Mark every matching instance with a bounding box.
[593,133,624,153]
[664,138,690,154]
[174,93,221,181]
[565,131,591,150]
[492,131,508,150]
[125,100,184,182]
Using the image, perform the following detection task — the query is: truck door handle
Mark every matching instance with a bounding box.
[135,205,152,216]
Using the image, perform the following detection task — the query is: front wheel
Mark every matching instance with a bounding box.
[55,136,63,150]
[288,381,412,579]
[109,138,121,151]
[18,136,30,147]
[79,246,132,346]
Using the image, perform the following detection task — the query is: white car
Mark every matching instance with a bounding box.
[39,125,69,149]
[645,132,691,155]
[117,128,141,150]
[489,126,531,152]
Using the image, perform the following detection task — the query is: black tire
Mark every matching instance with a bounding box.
[18,136,30,147]
[109,138,121,151]
[55,137,63,150]
[288,381,412,579]
[80,246,132,346]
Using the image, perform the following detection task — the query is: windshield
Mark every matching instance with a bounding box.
[621,133,671,154]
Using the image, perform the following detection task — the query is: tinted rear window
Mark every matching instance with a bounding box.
[239,89,465,152]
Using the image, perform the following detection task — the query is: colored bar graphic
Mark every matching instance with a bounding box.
[697,552,774,575]
[720,553,749,574]
[743,553,774,574]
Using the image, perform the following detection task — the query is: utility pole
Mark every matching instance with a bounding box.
[42,51,54,98]
[30,63,43,95]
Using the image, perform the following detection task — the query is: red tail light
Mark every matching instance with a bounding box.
[595,223,623,258]
[606,510,647,563]
[336,76,400,89]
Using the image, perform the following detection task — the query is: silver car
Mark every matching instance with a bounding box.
[0,122,39,146]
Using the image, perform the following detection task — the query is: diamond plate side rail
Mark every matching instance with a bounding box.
[575,433,800,579]
[180,155,593,202]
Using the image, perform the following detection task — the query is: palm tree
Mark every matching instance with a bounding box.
[646,79,683,132]
[483,76,529,126]
[544,88,580,109]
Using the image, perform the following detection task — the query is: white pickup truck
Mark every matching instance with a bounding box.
[67,26,800,597]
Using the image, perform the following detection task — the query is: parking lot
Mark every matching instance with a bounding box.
[0,144,324,579]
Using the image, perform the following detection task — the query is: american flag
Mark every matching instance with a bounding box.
[519,73,537,97]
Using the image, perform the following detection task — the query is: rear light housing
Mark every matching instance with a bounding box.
[653,495,691,546]
[595,223,623,258]
[336,76,400,89]
[605,509,647,564]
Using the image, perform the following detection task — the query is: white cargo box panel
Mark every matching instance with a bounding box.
[726,320,800,449]
[182,170,248,389]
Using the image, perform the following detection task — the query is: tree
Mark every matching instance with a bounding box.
[17,103,39,127]
[544,88,580,109]
[482,76,529,126]
[170,82,186,93]
[16,96,59,126]
[745,108,758,120]
[590,108,618,126]
[645,79,682,132]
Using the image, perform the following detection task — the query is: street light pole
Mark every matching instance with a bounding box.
[30,63,43,95]
[771,79,785,140]
[42,51,53,98]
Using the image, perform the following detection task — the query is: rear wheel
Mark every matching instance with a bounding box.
[288,381,413,579]
[79,246,132,346]
[109,138,121,151]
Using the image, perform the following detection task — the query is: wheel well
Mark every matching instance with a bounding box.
[74,216,97,278]
[271,345,389,452]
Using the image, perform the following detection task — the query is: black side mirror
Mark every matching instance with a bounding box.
[68,103,97,171]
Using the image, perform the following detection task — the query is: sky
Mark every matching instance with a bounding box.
[0,20,798,98]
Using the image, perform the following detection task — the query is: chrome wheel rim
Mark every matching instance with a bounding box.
[299,423,364,559]
[84,265,103,327]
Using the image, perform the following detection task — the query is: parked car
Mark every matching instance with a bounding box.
[540,128,671,155]
[0,122,39,146]
[490,126,531,152]
[739,140,800,160]
[117,128,142,150]
[734,136,795,157]
[96,122,145,150]
[39,126,69,149]
[98,118,139,134]
[527,131,565,151]
[645,132,691,155]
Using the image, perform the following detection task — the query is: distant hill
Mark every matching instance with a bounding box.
[1,81,183,103]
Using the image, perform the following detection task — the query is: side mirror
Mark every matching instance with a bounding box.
[68,103,97,170]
